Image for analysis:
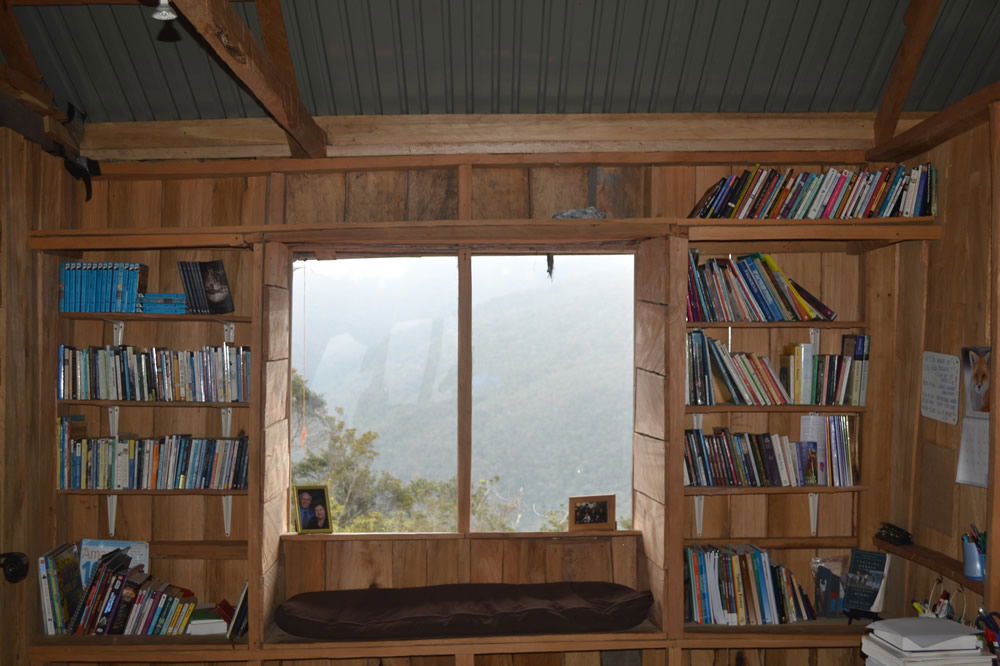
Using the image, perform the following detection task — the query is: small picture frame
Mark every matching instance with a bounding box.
[293,485,333,533]
[568,494,616,532]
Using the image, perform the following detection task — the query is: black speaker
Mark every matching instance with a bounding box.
[0,552,28,583]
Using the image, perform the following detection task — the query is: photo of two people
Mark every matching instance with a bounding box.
[294,485,332,533]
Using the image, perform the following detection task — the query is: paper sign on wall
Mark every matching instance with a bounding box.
[921,351,960,424]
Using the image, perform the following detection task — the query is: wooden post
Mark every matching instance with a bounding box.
[986,102,1000,609]
[458,249,472,532]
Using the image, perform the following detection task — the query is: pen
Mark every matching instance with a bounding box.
[913,601,925,614]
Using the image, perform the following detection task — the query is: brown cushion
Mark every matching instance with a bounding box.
[275,581,653,640]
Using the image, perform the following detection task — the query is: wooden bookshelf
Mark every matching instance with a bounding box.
[873,535,984,595]
[686,404,866,414]
[60,313,252,323]
[58,400,250,408]
[683,536,858,548]
[687,320,866,328]
[684,485,867,496]
[57,489,248,496]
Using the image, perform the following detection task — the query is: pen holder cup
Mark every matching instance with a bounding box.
[963,540,985,580]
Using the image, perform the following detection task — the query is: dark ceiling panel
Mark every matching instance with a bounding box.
[8,0,1000,123]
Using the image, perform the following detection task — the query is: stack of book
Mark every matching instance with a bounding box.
[689,163,937,220]
[59,262,148,313]
[56,344,252,402]
[55,423,250,491]
[687,250,836,322]
[38,540,201,636]
[683,417,858,488]
[862,617,987,665]
[684,545,816,625]
[137,293,186,314]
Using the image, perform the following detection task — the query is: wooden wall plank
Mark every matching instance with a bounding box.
[529,167,589,219]
[286,173,347,225]
[346,171,408,222]
[407,168,459,221]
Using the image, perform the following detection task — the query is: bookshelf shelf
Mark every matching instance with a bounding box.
[150,540,248,560]
[872,535,984,595]
[685,405,865,414]
[683,536,857,549]
[681,620,867,648]
[61,313,252,323]
[686,321,865,329]
[684,485,867,496]
[58,400,251,408]
[57,489,248,496]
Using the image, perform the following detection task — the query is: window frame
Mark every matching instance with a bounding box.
[290,243,639,535]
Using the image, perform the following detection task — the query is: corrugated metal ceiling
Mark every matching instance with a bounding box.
[13,0,1000,124]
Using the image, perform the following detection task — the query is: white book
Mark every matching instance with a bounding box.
[866,617,981,652]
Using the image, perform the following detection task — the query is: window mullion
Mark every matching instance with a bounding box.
[457,249,473,533]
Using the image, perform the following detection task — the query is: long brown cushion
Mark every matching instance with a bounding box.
[274,581,653,640]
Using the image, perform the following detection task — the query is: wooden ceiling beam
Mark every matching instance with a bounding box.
[0,0,44,83]
[171,0,327,158]
[874,0,942,145]
[80,113,929,163]
[868,79,1000,162]
[254,0,309,158]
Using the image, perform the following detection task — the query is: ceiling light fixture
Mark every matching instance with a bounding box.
[152,0,178,21]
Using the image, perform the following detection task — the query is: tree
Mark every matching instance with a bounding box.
[291,369,518,532]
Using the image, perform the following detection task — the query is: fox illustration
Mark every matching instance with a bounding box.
[969,349,991,412]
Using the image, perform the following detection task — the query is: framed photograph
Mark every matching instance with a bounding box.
[293,485,333,533]
[568,494,616,532]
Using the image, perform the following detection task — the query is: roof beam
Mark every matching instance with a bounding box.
[254,0,309,158]
[81,112,927,163]
[868,79,1000,162]
[874,0,942,145]
[172,0,327,158]
[0,0,44,83]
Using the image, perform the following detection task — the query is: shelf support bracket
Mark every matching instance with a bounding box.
[112,320,124,346]
[222,495,233,537]
[694,495,704,537]
[107,404,121,537]
[223,321,235,344]
[221,407,233,438]
[809,492,819,536]
[107,495,118,537]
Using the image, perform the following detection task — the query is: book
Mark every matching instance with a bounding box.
[79,539,149,587]
[843,549,890,612]
[187,602,229,635]
[177,260,235,315]
[867,617,980,652]
[42,543,83,635]
[227,581,250,639]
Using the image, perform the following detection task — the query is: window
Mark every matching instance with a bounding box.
[291,253,633,533]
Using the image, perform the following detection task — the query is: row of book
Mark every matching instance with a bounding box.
[58,260,235,315]
[38,539,248,637]
[684,415,858,488]
[57,344,252,403]
[684,545,817,625]
[59,262,148,313]
[689,163,937,220]
[780,336,870,406]
[687,250,836,322]
[56,428,250,491]
[687,331,869,407]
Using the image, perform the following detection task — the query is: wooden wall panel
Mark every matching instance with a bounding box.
[346,171,408,222]
[471,168,530,219]
[286,173,347,225]
[407,168,459,220]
